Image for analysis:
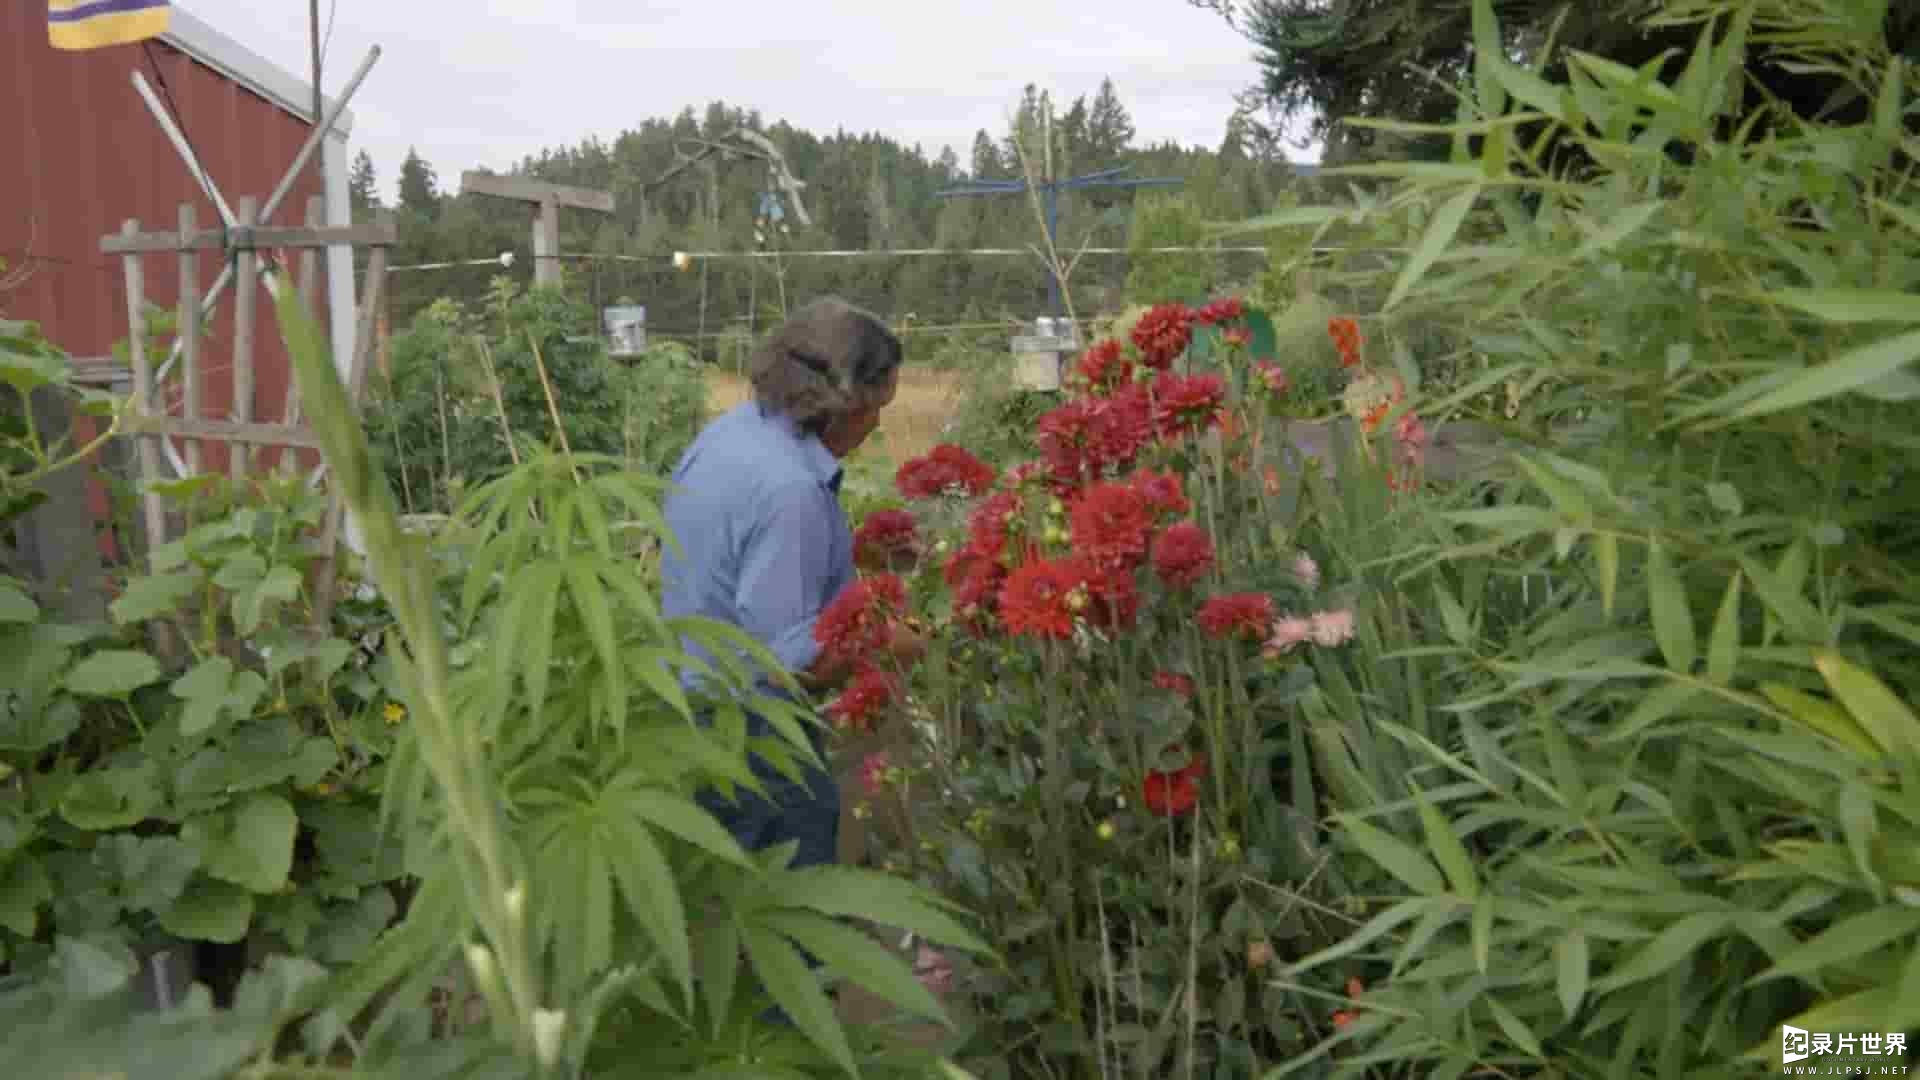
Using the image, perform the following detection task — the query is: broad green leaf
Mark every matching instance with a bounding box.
[183,793,298,894]
[1412,789,1478,898]
[757,909,948,1025]
[1769,289,1920,324]
[1814,651,1917,756]
[63,649,163,698]
[0,578,39,623]
[0,857,52,936]
[1734,329,1920,419]
[1385,185,1480,311]
[768,866,989,955]
[1556,930,1590,1019]
[743,925,854,1076]
[158,878,256,944]
[1338,816,1446,895]
[1705,573,1742,685]
[173,656,236,702]
[607,816,695,1004]
[627,789,750,867]
[1646,539,1696,673]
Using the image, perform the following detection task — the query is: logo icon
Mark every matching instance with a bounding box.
[1784,1025,1810,1064]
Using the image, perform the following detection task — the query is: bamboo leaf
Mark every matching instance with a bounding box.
[1471,893,1495,974]
[1484,994,1544,1058]
[1733,329,1920,419]
[1595,533,1619,618]
[1705,572,1742,685]
[1769,289,1920,324]
[1385,186,1481,311]
[1754,908,1920,985]
[1600,681,1698,743]
[1556,930,1590,1019]
[1592,912,1731,993]
[1646,538,1696,673]
[1814,650,1917,756]
[1413,788,1479,899]
[1338,816,1447,895]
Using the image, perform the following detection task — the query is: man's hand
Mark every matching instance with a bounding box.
[886,621,929,667]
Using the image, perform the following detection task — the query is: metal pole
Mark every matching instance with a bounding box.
[1044,184,1061,316]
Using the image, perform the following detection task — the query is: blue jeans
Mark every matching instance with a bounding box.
[694,711,840,1027]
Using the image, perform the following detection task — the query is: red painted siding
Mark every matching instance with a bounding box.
[1,4,329,481]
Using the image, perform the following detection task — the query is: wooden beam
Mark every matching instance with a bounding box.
[459,170,615,213]
[123,415,322,449]
[100,223,401,255]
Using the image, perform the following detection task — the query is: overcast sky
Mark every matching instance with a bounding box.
[177,0,1315,201]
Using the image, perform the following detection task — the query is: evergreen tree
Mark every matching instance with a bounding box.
[1086,78,1136,162]
[397,148,441,220]
[348,150,381,218]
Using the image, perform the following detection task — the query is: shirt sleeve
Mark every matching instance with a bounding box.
[734,489,844,678]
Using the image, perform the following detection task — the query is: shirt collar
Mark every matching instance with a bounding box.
[756,402,844,493]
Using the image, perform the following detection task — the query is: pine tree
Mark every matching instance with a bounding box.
[349,150,381,217]
[1086,78,1135,162]
[396,148,441,220]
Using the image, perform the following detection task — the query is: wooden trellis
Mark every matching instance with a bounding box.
[99,203,396,624]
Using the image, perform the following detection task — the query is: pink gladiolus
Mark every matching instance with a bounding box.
[1264,616,1314,657]
[1310,609,1356,648]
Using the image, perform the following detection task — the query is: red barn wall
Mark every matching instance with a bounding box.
[2,5,335,516]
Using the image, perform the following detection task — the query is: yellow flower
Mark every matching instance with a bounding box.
[313,781,336,797]
[853,802,872,821]
[1096,820,1116,841]
[383,702,406,725]
[1047,497,1066,517]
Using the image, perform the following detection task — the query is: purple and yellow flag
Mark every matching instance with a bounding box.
[48,0,171,51]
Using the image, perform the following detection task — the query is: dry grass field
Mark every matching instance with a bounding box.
[703,367,967,465]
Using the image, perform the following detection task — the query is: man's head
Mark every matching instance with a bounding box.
[749,297,902,458]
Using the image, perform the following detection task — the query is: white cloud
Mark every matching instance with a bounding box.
[177,0,1316,202]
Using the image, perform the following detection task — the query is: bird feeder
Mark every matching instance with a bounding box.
[1007,317,1078,392]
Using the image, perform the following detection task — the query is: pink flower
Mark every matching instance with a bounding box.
[859,752,891,798]
[1254,360,1290,395]
[1292,553,1320,589]
[1310,609,1356,648]
[1264,616,1313,657]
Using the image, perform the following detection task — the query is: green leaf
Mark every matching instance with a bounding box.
[1756,908,1920,985]
[1592,912,1730,993]
[1385,185,1480,311]
[743,925,854,1076]
[110,571,197,624]
[1601,681,1698,743]
[1814,651,1917,756]
[1484,994,1543,1058]
[1646,538,1696,673]
[606,816,695,1005]
[1768,289,1920,324]
[1412,789,1477,898]
[183,792,299,894]
[567,560,624,725]
[63,649,163,698]
[0,578,39,623]
[173,656,235,701]
[159,878,256,944]
[1705,573,1742,685]
[1556,930,1589,1019]
[0,857,52,936]
[628,789,750,867]
[1337,816,1446,895]
[757,909,947,1025]
[1734,329,1920,419]
[1594,533,1619,619]
[767,866,989,955]
[696,912,741,1039]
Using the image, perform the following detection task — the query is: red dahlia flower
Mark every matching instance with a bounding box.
[1075,339,1133,394]
[1196,593,1275,640]
[998,557,1089,640]
[896,443,995,499]
[1128,469,1190,519]
[814,574,909,663]
[1131,303,1194,369]
[827,665,900,734]
[1150,372,1227,440]
[1152,671,1196,698]
[1069,482,1155,572]
[1196,297,1247,326]
[1143,752,1207,817]
[1151,521,1216,589]
[853,509,918,571]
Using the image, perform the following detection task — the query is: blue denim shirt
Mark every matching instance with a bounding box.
[660,402,852,703]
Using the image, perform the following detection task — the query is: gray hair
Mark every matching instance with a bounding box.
[749,297,902,435]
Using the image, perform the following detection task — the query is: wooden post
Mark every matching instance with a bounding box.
[282,196,324,475]
[311,209,392,628]
[177,204,202,476]
[121,220,167,558]
[457,171,614,291]
[230,197,260,481]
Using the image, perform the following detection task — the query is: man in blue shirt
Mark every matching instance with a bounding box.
[662,297,925,875]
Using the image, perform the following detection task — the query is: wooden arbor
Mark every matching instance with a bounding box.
[99,202,396,623]
[458,172,614,287]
